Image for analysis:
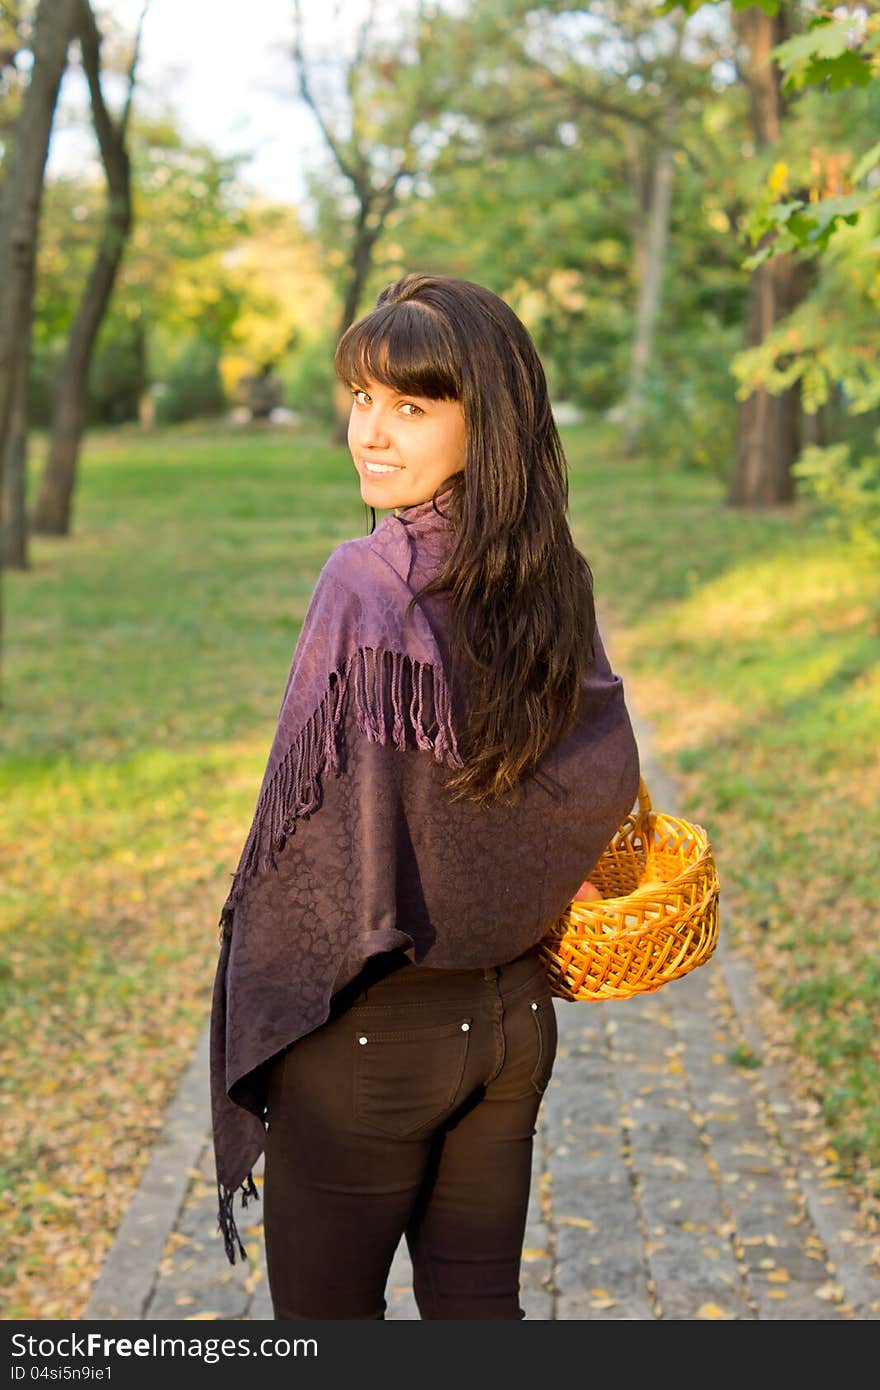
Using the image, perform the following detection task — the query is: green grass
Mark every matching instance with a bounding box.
[2,415,878,1316]
[564,418,880,1204]
[1,421,373,1317]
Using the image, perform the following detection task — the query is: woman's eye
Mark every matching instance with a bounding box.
[400,402,423,417]
[351,388,370,405]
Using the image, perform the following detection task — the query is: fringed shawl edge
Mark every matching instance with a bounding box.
[214,644,464,1264]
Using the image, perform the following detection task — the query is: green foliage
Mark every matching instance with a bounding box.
[636,324,741,483]
[742,9,880,268]
[732,208,880,417]
[792,436,880,562]
[28,313,146,427]
[743,188,876,270]
[87,318,146,426]
[285,335,339,426]
[32,116,251,426]
[154,339,227,425]
[773,12,877,93]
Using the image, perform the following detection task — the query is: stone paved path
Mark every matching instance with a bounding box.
[84,712,880,1322]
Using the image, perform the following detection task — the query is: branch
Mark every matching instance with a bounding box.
[513,37,709,178]
[119,0,150,143]
[76,0,148,153]
[292,0,361,187]
[76,0,121,181]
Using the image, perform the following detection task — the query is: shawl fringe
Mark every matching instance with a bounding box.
[218,647,463,943]
[217,1171,259,1264]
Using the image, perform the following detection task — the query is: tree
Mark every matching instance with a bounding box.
[291,0,478,439]
[30,0,149,537]
[662,0,880,529]
[727,2,813,506]
[368,0,739,452]
[0,0,80,697]
[504,2,696,454]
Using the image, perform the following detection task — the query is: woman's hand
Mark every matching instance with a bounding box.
[574,878,602,901]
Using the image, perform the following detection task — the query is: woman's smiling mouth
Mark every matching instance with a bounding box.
[362,460,404,475]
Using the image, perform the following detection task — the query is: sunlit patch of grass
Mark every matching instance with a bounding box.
[562,420,880,1217]
[2,421,371,1317]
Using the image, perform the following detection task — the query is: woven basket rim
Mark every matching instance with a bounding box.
[540,777,720,1001]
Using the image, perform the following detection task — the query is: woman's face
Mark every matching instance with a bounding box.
[346,374,466,515]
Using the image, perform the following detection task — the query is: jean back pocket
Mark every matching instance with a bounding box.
[353,1015,472,1138]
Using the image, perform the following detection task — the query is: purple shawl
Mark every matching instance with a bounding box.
[210,487,640,1262]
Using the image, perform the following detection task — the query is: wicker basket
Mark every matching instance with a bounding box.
[537,777,720,1002]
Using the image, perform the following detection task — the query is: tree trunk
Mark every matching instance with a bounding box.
[331,210,384,444]
[0,0,80,705]
[1,293,32,569]
[622,126,676,456]
[0,0,78,447]
[31,0,138,536]
[30,196,131,534]
[728,5,809,507]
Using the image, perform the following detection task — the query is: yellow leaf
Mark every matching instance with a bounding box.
[769,161,788,195]
[815,1282,844,1302]
[652,1155,687,1173]
[697,1303,727,1319]
[767,1269,790,1284]
[589,1287,611,1298]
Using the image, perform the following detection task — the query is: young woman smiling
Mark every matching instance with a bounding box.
[209,272,639,1319]
[348,376,467,518]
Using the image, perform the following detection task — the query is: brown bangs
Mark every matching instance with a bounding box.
[335,300,462,401]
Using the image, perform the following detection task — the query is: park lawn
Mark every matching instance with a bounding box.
[1,417,878,1317]
[566,419,880,1226]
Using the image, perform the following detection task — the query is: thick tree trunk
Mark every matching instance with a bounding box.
[0,0,78,447]
[0,0,79,704]
[729,6,809,507]
[622,127,676,456]
[31,1,137,536]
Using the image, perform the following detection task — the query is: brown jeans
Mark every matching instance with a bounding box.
[262,944,558,1320]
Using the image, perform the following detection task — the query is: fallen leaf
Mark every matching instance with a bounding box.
[815,1283,845,1302]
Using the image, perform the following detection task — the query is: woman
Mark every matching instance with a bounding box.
[209,272,640,1320]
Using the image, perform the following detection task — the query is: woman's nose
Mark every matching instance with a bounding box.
[358,410,390,447]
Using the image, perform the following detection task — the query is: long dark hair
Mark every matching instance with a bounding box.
[334,271,596,808]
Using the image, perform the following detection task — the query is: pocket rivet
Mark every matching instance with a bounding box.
[358,1035,368,1045]
[530,1001,538,1010]
[461,1022,470,1032]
